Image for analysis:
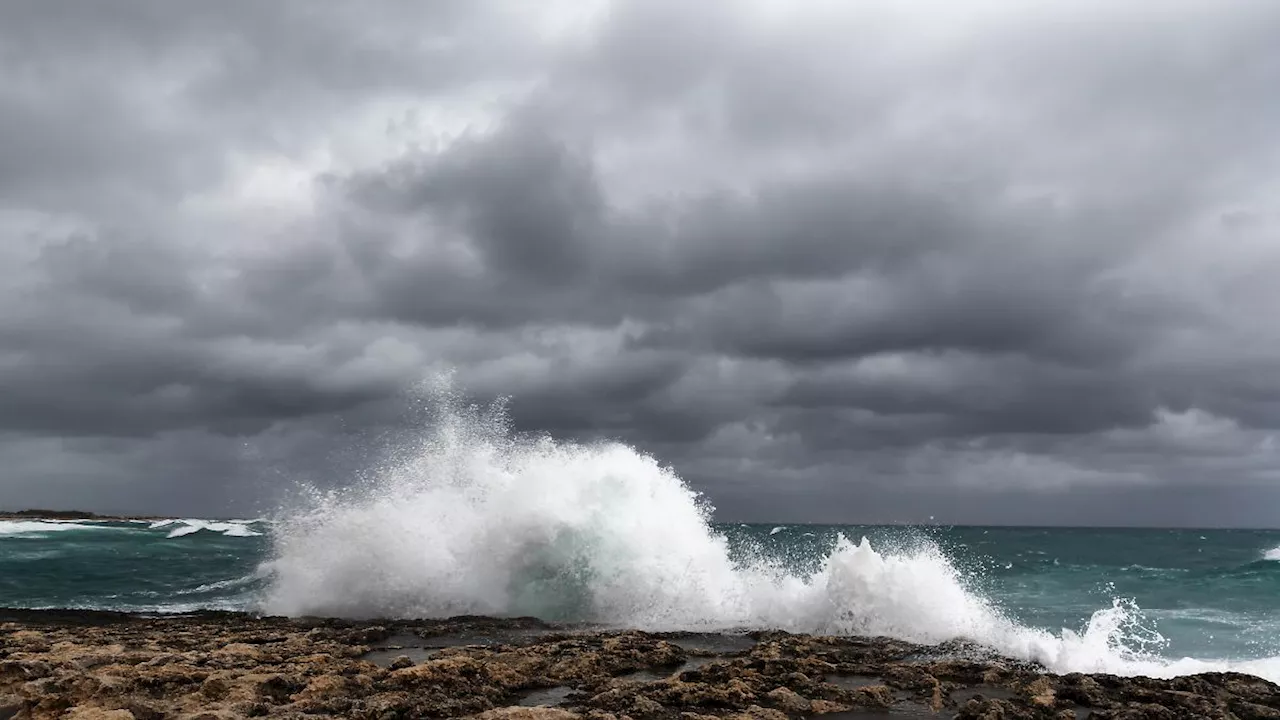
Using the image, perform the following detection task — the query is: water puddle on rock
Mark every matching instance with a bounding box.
[618,656,717,683]
[950,686,1017,705]
[416,627,566,647]
[361,647,442,668]
[660,632,757,654]
[515,686,575,707]
[826,675,887,691]
[369,632,426,648]
[818,702,940,719]
[361,628,571,666]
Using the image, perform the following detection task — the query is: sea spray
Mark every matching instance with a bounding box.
[262,390,749,623]
[260,382,1280,682]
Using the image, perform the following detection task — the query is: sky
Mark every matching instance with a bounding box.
[2,0,1280,526]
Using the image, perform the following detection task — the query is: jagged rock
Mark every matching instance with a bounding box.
[63,708,136,720]
[731,706,788,720]
[0,695,23,720]
[0,611,1277,719]
[629,695,666,716]
[199,675,231,700]
[851,684,894,709]
[1024,676,1056,708]
[807,699,851,713]
[764,687,810,713]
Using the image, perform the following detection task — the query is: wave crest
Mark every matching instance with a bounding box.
[0,520,129,537]
[149,519,264,538]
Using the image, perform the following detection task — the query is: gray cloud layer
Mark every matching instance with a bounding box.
[3,0,1280,525]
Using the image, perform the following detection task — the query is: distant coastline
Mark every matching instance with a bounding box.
[0,509,174,521]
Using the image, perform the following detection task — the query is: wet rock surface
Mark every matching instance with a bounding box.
[1,610,1276,719]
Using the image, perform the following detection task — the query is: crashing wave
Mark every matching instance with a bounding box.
[261,382,1280,683]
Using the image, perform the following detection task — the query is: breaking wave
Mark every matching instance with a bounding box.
[149,519,264,539]
[0,520,129,538]
[261,383,1280,683]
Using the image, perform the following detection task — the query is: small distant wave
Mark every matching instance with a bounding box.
[1263,546,1280,562]
[179,568,271,595]
[149,519,264,539]
[769,526,786,536]
[18,599,253,614]
[0,520,131,538]
[1,518,267,540]
[1121,564,1189,575]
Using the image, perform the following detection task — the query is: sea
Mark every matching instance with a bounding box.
[3,396,1279,684]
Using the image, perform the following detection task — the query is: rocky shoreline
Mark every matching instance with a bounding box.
[2,610,1277,719]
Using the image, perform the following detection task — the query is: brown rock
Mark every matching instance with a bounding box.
[0,696,22,720]
[1234,701,1280,720]
[732,706,788,720]
[629,695,666,716]
[853,684,895,709]
[808,699,853,713]
[294,673,353,700]
[1058,674,1106,707]
[1025,676,1056,708]
[955,698,1018,720]
[200,674,232,700]
[116,700,164,720]
[650,678,756,708]
[64,708,136,720]
[214,644,263,660]
[765,686,811,713]
[3,610,1280,720]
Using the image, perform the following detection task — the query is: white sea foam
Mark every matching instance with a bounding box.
[150,519,264,538]
[1263,546,1280,561]
[261,383,1280,683]
[0,520,129,537]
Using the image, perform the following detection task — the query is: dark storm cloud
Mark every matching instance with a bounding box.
[2,0,1280,525]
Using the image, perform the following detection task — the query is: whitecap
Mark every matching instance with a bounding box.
[0,520,129,537]
[156,519,264,539]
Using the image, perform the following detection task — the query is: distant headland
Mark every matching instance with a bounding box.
[0,509,171,521]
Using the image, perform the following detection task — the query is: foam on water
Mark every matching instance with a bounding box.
[1263,546,1280,561]
[150,519,264,538]
[261,385,1280,683]
[0,520,128,537]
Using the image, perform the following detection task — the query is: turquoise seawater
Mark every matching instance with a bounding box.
[3,519,1279,675]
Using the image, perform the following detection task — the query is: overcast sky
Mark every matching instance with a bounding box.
[2,0,1280,525]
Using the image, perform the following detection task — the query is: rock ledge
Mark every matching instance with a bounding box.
[1,609,1274,719]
